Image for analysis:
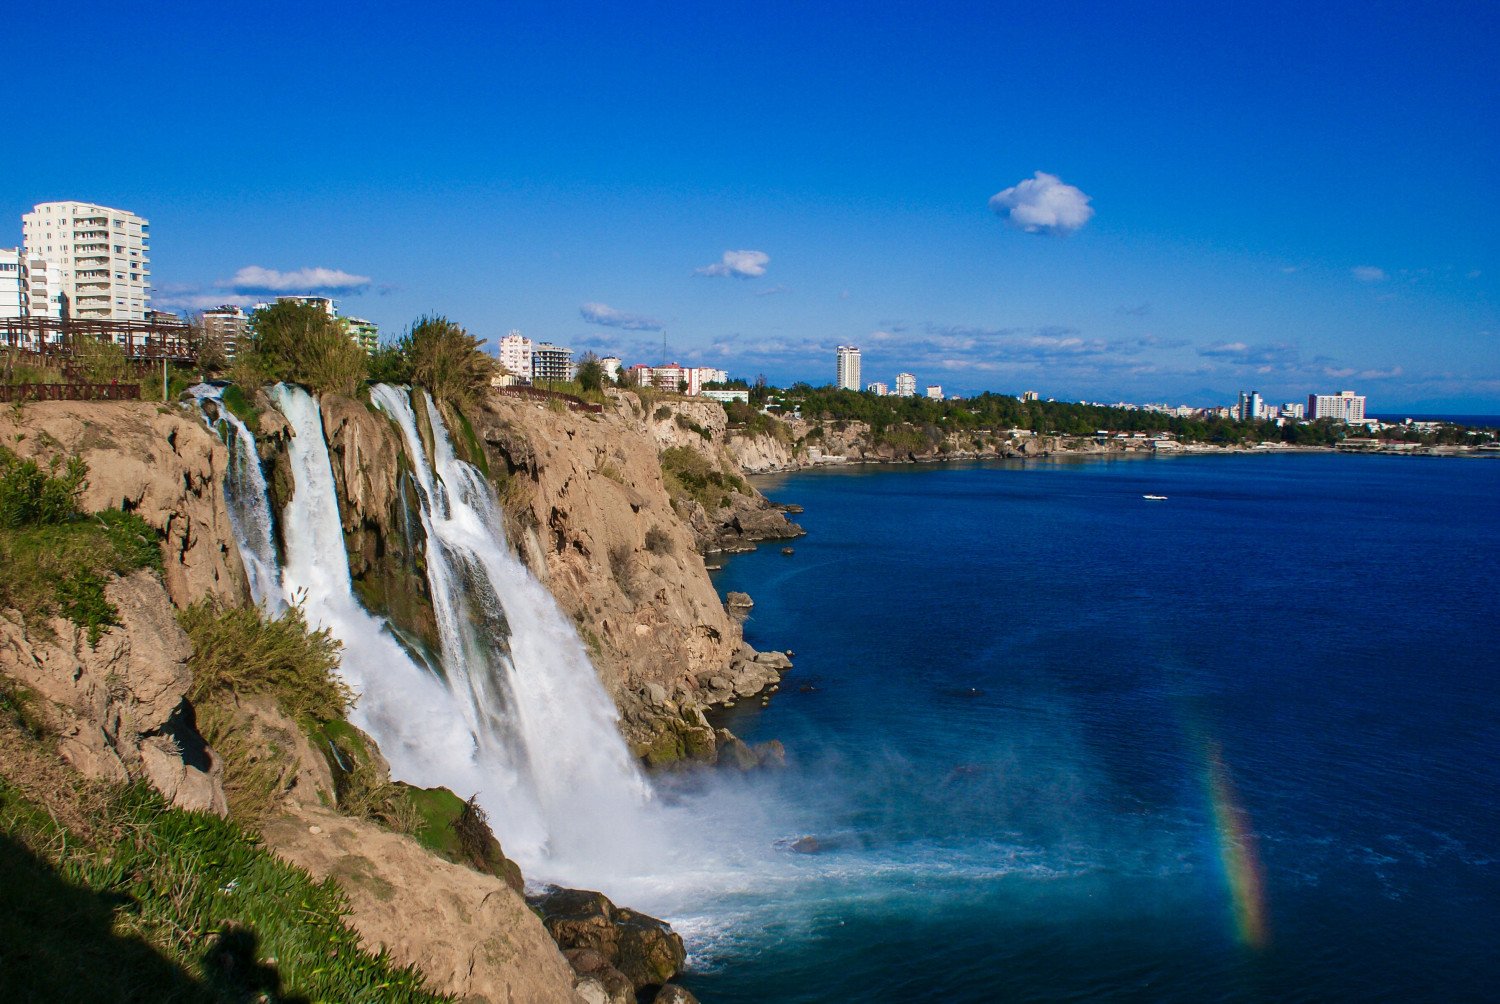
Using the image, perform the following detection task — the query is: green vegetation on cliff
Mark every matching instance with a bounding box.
[659,445,746,510]
[233,299,369,397]
[0,449,161,644]
[0,778,449,1002]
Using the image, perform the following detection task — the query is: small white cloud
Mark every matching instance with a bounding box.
[580,302,663,331]
[753,284,789,297]
[1467,269,1482,279]
[1281,266,1299,274]
[226,265,372,293]
[153,291,262,311]
[989,171,1094,235]
[1352,265,1387,283]
[696,250,770,278]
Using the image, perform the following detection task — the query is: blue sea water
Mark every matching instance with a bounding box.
[683,453,1500,1002]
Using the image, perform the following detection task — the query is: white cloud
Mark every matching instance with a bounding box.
[988,171,1094,235]
[696,250,770,278]
[226,265,372,292]
[580,302,664,331]
[1351,265,1387,283]
[152,292,261,311]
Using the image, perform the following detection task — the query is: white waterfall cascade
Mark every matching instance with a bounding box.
[207,383,793,927]
[268,383,502,800]
[367,384,655,871]
[188,384,283,612]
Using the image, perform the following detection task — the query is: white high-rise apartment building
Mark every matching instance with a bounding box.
[1308,390,1366,423]
[498,330,533,383]
[895,372,917,397]
[22,201,150,321]
[926,385,944,400]
[0,249,24,320]
[1237,390,1264,421]
[836,345,861,391]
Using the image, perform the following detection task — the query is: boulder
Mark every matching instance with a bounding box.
[529,886,687,992]
[650,986,702,1004]
[724,591,753,609]
[566,949,635,1004]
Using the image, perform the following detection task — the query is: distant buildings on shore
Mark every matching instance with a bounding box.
[836,345,861,390]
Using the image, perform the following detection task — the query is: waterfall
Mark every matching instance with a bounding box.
[188,385,283,612]
[267,383,503,799]
[207,382,790,916]
[368,384,653,870]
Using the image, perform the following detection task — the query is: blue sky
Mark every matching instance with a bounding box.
[6,1,1496,410]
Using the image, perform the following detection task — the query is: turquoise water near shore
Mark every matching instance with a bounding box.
[684,453,1499,1002]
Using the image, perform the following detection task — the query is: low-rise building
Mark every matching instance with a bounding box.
[925,384,944,400]
[866,381,888,396]
[701,388,750,404]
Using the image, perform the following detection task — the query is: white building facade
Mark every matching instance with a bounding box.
[533,342,574,383]
[0,249,24,319]
[895,372,917,397]
[201,304,250,361]
[926,385,944,400]
[866,381,888,396]
[498,331,533,383]
[836,345,861,390]
[1308,390,1366,423]
[21,201,151,320]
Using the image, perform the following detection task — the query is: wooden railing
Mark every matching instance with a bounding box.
[496,385,603,413]
[0,382,143,403]
[1,316,197,363]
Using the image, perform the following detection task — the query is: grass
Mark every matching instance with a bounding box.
[218,383,260,435]
[0,509,163,646]
[659,445,746,511]
[0,778,450,1002]
[180,602,349,725]
[0,448,164,645]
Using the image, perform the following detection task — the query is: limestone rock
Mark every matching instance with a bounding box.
[0,401,248,608]
[262,805,582,1003]
[529,886,687,992]
[650,986,702,1004]
[0,570,226,815]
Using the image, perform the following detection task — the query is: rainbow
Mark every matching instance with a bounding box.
[1203,740,1269,949]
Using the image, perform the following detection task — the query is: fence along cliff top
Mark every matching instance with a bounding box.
[1,316,197,364]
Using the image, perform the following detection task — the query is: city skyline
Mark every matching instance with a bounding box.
[4,3,1495,411]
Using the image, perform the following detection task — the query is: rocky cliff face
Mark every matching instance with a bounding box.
[262,805,584,1004]
[470,389,799,764]
[0,400,247,608]
[0,569,227,815]
[470,394,736,753]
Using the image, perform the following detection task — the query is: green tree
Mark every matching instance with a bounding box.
[238,299,367,396]
[400,315,494,410]
[575,351,605,393]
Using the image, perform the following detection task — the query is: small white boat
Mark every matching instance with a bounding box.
[1142,494,1168,501]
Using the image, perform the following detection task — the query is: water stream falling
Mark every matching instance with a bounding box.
[188,385,283,612]
[367,384,654,868]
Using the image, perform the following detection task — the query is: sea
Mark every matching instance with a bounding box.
[678,452,1499,1002]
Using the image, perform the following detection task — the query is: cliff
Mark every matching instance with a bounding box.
[0,400,247,608]
[472,389,798,764]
